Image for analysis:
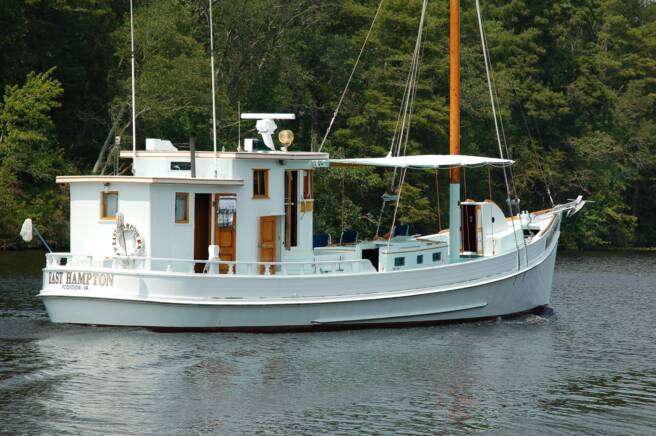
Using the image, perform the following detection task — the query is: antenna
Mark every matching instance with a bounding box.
[129,0,137,163]
[209,0,218,177]
[237,101,241,151]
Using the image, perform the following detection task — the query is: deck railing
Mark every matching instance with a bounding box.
[45,253,376,276]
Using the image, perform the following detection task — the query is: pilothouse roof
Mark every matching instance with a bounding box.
[330,154,513,169]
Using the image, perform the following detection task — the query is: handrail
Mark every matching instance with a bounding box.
[44,252,375,276]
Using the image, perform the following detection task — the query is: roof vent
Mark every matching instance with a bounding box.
[145,138,178,151]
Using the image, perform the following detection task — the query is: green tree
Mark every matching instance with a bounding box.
[0,69,72,249]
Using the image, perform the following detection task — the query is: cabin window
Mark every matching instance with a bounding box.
[417,255,423,264]
[432,252,441,262]
[394,257,405,267]
[101,191,118,220]
[303,170,314,199]
[175,192,189,223]
[253,169,269,198]
[171,161,191,171]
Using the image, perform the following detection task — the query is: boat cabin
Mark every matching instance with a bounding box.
[57,114,329,272]
[56,114,531,276]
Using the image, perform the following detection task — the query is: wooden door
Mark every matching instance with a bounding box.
[259,216,277,274]
[193,194,211,273]
[215,194,237,272]
[284,170,298,248]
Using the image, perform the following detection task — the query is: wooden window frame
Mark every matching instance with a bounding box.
[303,170,314,200]
[253,169,269,199]
[100,191,119,221]
[175,192,190,224]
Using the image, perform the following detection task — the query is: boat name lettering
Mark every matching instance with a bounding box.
[48,271,114,288]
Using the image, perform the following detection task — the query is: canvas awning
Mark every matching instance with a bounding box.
[330,154,513,169]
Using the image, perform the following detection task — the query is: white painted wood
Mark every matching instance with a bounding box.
[39,212,562,328]
[44,139,577,329]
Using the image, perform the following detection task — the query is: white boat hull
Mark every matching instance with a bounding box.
[40,219,559,331]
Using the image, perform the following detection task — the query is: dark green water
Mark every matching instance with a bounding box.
[1,250,655,434]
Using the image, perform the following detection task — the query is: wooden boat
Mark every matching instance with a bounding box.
[36,0,584,330]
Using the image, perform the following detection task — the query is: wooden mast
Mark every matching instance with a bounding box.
[448,0,461,260]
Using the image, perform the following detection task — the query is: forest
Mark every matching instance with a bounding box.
[0,0,654,250]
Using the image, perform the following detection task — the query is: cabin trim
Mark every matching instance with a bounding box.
[56,176,244,186]
[252,169,269,199]
[100,191,118,221]
[119,150,328,161]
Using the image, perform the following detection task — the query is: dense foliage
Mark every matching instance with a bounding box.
[0,0,654,249]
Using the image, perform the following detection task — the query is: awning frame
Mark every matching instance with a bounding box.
[330,154,513,169]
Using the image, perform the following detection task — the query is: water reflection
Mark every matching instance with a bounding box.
[0,251,655,433]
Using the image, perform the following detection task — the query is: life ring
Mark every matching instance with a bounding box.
[112,222,144,256]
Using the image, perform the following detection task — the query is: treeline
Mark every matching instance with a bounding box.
[0,0,654,249]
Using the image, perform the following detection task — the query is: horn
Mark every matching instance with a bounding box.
[278,130,294,151]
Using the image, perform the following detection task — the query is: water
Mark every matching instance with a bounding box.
[1,250,655,435]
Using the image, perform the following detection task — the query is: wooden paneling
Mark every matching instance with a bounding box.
[259,216,277,274]
[300,200,314,213]
[215,193,237,273]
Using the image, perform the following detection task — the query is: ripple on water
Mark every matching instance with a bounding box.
[0,251,656,434]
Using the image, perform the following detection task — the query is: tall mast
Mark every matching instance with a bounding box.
[130,0,137,163]
[448,0,461,260]
[209,0,218,177]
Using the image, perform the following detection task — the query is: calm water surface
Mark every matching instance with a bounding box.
[1,250,655,435]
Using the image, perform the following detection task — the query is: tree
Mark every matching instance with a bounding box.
[0,69,72,249]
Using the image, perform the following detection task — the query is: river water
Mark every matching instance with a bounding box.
[1,250,655,435]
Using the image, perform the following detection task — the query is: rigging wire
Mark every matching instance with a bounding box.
[386,167,408,253]
[435,169,442,232]
[208,0,218,176]
[516,96,556,206]
[386,0,427,194]
[399,4,427,158]
[487,165,492,200]
[475,0,524,268]
[391,0,428,160]
[129,0,137,163]
[480,18,523,210]
[318,0,386,152]
[376,0,428,235]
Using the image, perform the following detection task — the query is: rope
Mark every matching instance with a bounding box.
[318,0,385,152]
